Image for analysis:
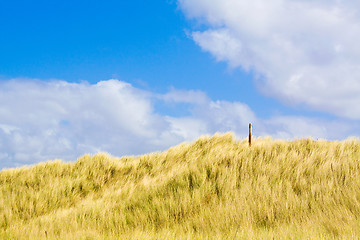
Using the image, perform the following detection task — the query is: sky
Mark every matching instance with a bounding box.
[1,0,360,169]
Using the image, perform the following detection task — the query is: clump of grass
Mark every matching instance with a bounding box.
[1,133,360,239]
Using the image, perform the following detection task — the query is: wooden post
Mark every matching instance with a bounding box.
[249,123,252,147]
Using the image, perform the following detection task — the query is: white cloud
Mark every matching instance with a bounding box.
[166,117,207,140]
[0,79,173,169]
[179,0,360,119]
[0,124,19,134]
[162,88,209,105]
[0,79,357,169]
[260,116,358,140]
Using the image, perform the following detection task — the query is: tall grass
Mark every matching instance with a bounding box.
[1,133,360,239]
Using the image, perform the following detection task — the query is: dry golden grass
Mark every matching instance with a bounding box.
[1,133,360,239]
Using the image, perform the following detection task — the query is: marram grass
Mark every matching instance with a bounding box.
[1,133,360,239]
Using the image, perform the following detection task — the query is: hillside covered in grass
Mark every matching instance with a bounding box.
[1,133,360,239]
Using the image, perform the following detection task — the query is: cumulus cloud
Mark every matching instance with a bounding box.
[0,79,173,169]
[179,0,360,119]
[260,116,359,140]
[163,88,359,141]
[0,79,357,169]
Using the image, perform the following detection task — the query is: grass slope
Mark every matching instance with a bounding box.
[1,133,360,239]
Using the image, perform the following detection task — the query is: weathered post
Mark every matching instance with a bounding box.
[249,123,252,147]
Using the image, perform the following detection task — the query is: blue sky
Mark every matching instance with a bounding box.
[0,0,272,114]
[1,0,360,169]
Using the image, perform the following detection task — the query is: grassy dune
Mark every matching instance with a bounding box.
[1,133,360,239]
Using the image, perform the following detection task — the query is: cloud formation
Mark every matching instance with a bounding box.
[179,0,360,119]
[0,79,357,169]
